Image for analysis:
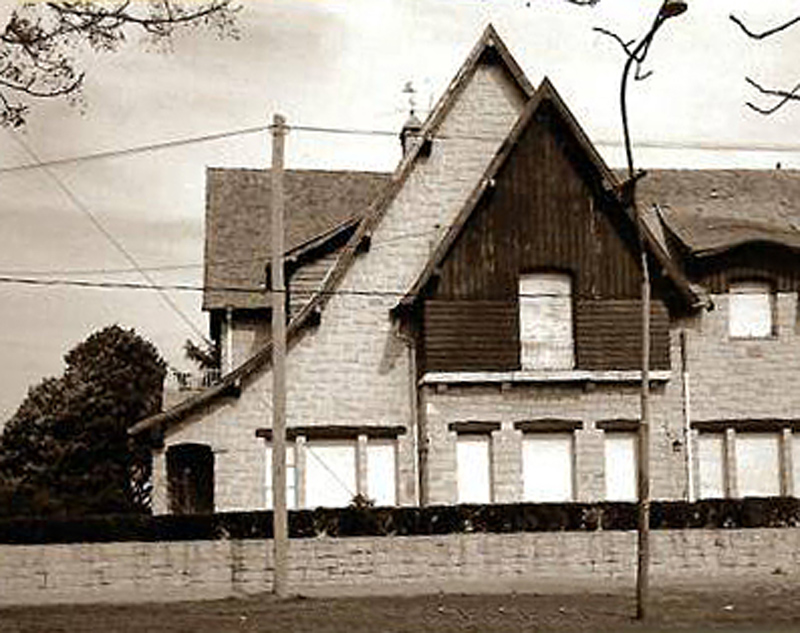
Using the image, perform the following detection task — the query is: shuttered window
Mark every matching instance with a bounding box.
[366,441,397,506]
[729,281,774,338]
[305,441,357,508]
[697,429,784,499]
[604,432,637,501]
[519,273,574,370]
[698,433,725,499]
[264,444,297,510]
[522,433,574,502]
[736,433,781,497]
[456,434,492,503]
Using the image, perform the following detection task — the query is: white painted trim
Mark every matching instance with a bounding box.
[420,369,672,385]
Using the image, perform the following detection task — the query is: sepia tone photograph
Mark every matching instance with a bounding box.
[2,0,800,630]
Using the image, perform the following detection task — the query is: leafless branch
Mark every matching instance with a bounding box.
[744,76,800,115]
[0,1,239,127]
[730,13,800,40]
[594,26,655,82]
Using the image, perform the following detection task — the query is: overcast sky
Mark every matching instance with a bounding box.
[1,0,800,422]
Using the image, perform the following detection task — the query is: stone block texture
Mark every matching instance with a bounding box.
[159,57,527,513]
[3,529,800,605]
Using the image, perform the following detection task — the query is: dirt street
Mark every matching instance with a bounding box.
[2,583,800,632]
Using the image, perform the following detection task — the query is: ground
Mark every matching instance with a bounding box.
[2,585,800,633]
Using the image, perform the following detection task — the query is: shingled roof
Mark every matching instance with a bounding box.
[637,169,800,257]
[204,168,391,310]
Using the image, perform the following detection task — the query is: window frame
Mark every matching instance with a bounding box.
[693,421,797,500]
[727,279,777,340]
[520,431,576,503]
[454,429,494,504]
[518,270,575,371]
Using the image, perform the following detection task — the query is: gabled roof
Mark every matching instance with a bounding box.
[130,24,534,436]
[396,77,702,313]
[637,169,800,257]
[204,168,390,310]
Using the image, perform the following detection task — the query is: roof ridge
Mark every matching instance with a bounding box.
[132,25,536,436]
[395,76,699,311]
[206,166,392,176]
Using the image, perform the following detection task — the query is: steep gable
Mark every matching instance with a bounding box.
[131,24,532,436]
[396,78,701,374]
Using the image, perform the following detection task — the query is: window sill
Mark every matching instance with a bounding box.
[420,369,672,386]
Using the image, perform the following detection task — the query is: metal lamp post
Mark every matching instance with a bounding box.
[615,0,688,621]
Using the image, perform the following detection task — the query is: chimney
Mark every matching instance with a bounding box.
[400,110,423,155]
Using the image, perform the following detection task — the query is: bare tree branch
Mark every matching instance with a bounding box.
[744,76,800,115]
[729,12,800,115]
[730,13,800,40]
[0,1,239,127]
[594,26,655,82]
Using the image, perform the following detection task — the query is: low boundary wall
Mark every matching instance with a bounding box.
[2,528,799,605]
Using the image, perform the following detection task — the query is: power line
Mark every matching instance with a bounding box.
[0,124,270,174]
[0,274,592,300]
[4,120,800,176]
[9,132,211,345]
[0,226,442,279]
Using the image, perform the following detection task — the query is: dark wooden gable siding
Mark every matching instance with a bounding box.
[689,243,800,294]
[421,100,670,373]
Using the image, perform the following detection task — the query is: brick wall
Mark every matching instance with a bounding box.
[2,528,799,605]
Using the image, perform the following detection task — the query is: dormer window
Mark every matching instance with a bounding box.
[728,280,775,339]
[519,272,574,370]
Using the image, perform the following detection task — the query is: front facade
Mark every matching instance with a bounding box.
[132,26,800,514]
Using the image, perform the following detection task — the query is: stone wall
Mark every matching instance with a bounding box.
[1,528,798,605]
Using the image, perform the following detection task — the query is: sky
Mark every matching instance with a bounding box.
[1,0,800,422]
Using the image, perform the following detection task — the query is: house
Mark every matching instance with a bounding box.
[130,25,800,515]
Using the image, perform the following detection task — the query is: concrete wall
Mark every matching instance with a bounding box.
[2,528,799,605]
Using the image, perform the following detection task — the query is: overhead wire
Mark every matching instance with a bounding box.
[0,275,596,301]
[8,132,212,346]
[3,121,800,176]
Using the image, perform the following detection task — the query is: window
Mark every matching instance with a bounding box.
[794,435,800,498]
[604,432,637,502]
[305,441,357,508]
[735,433,781,497]
[366,440,397,506]
[456,434,492,503]
[729,281,774,338]
[264,444,297,510]
[522,433,574,502]
[696,426,785,499]
[519,273,574,370]
[697,433,725,499]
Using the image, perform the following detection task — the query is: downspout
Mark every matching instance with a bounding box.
[680,329,695,502]
[225,306,234,375]
[395,311,425,507]
[407,342,422,507]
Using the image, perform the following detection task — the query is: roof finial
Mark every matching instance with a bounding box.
[402,80,417,116]
[400,81,423,155]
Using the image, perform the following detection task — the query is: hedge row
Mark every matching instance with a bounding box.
[1,498,799,545]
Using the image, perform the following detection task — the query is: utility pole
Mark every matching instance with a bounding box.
[270,113,289,598]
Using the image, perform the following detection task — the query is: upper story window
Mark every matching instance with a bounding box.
[519,272,574,370]
[728,280,775,339]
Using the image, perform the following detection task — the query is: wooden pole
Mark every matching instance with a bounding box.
[636,213,651,621]
[270,113,289,598]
